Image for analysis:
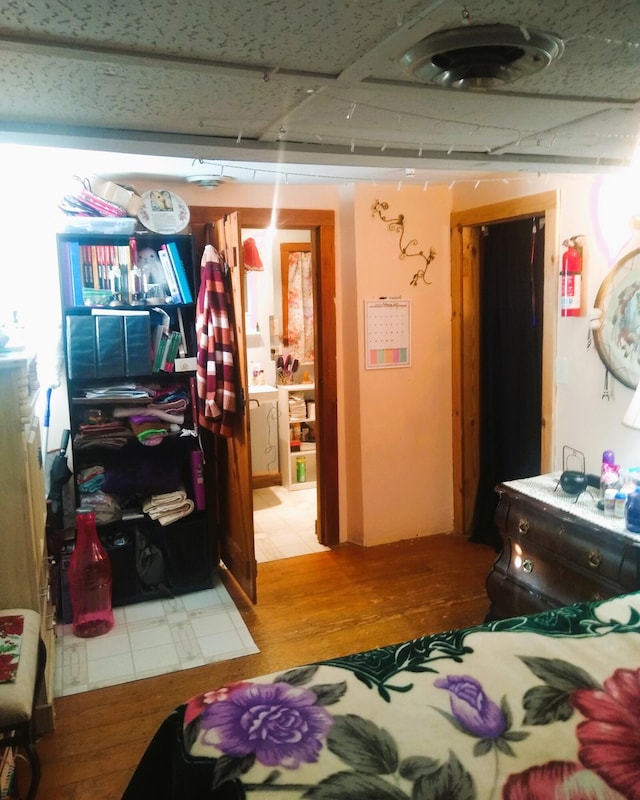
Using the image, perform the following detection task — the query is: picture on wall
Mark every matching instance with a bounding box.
[593,247,640,389]
[365,299,411,369]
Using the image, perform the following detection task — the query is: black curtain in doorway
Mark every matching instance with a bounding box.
[470,217,544,548]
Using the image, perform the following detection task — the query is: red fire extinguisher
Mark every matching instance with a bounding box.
[560,235,583,317]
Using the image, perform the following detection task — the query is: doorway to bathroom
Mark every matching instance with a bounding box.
[190,206,337,599]
[242,228,326,562]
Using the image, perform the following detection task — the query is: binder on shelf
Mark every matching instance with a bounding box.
[123,312,152,375]
[165,241,193,303]
[65,315,97,379]
[157,247,181,303]
[91,309,151,377]
[94,313,125,377]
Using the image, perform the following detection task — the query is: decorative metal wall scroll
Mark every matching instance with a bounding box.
[372,200,436,286]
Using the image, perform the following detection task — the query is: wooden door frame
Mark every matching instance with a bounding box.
[189,206,339,547]
[450,191,558,536]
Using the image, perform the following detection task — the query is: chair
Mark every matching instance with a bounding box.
[0,609,46,800]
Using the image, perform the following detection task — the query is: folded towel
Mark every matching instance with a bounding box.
[143,489,187,511]
[142,488,194,525]
[152,500,194,526]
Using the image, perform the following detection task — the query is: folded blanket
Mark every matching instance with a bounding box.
[142,488,194,525]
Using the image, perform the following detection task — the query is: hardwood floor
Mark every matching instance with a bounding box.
[36,533,496,799]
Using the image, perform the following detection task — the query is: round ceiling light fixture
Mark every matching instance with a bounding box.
[401,23,564,89]
[185,174,235,189]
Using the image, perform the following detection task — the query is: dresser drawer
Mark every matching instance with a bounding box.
[502,537,619,606]
[503,494,628,585]
[489,478,640,620]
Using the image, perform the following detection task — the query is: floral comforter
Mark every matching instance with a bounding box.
[122,592,640,799]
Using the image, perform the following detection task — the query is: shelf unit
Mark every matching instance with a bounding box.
[0,352,55,735]
[56,230,214,613]
[278,384,316,490]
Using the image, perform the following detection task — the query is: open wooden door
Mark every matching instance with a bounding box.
[211,211,257,602]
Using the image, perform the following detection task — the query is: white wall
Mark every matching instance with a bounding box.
[7,141,639,549]
[453,172,640,477]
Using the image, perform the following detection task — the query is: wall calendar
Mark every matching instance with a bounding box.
[364,298,411,369]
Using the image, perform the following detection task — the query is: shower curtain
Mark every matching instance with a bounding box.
[287,250,314,364]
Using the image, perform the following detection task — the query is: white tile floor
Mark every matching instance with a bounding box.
[253,485,329,562]
[54,485,323,697]
[54,580,259,697]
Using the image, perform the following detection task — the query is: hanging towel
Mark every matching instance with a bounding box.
[195,244,237,437]
[242,237,264,271]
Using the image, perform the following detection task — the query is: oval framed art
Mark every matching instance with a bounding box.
[593,247,640,389]
[138,190,190,234]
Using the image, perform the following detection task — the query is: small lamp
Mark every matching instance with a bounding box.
[623,382,640,429]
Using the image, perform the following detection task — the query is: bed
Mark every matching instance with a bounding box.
[122,591,640,799]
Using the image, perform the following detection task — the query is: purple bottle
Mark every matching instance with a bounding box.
[600,450,617,500]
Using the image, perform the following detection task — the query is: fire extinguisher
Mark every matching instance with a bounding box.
[560,235,583,317]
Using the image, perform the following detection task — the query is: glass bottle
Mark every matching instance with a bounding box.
[68,508,114,638]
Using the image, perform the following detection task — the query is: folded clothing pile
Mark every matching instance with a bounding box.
[288,393,307,422]
[142,488,194,526]
[128,415,172,446]
[73,421,133,450]
[77,465,105,494]
[113,391,189,446]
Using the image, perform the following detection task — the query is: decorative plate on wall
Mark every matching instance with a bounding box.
[138,190,190,234]
[593,247,640,389]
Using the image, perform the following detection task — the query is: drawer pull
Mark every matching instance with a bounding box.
[587,551,602,569]
[522,558,534,573]
[518,518,529,535]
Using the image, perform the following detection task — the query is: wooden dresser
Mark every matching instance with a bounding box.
[486,473,640,621]
[0,351,55,734]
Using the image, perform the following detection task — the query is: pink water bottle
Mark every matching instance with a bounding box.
[68,508,114,638]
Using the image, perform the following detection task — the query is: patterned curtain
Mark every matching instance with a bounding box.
[287,251,314,363]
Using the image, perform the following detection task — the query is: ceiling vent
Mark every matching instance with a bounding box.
[401,23,564,89]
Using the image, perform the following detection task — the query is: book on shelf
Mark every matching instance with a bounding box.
[161,330,182,372]
[67,241,84,305]
[71,243,130,304]
[152,329,180,372]
[63,236,192,308]
[152,332,169,372]
[164,241,193,303]
[150,307,170,360]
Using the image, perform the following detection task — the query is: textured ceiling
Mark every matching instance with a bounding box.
[1,0,640,184]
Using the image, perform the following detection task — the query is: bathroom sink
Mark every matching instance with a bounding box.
[248,384,278,397]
